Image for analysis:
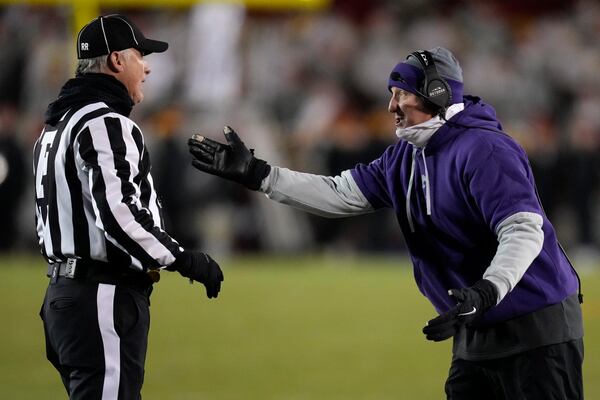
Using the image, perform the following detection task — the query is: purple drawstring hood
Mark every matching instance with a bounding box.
[387,48,467,232]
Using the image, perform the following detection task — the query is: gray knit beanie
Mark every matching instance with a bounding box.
[388,47,464,104]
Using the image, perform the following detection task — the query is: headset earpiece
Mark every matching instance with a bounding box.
[424,77,451,109]
[408,50,452,113]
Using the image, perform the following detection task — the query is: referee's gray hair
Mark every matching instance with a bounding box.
[75,49,133,75]
[76,55,107,75]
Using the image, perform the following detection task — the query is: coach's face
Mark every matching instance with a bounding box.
[110,48,150,104]
[388,87,432,128]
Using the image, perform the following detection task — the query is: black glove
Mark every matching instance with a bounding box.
[168,251,224,299]
[422,279,498,342]
[188,126,271,191]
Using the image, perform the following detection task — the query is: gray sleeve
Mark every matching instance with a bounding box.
[259,166,374,218]
[483,212,544,304]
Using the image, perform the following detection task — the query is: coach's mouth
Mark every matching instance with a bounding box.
[395,112,405,127]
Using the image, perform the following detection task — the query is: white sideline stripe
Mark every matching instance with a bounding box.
[97,284,120,399]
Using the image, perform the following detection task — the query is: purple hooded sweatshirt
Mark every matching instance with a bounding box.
[350,95,579,325]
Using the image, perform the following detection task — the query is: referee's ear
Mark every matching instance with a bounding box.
[106,51,124,73]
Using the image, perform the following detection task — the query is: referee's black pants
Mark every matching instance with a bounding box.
[40,277,152,400]
[445,339,584,400]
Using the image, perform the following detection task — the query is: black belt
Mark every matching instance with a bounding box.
[47,258,160,289]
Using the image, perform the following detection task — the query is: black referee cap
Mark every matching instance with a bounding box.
[77,14,168,59]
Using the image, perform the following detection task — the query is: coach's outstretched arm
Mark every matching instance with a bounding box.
[188,126,374,218]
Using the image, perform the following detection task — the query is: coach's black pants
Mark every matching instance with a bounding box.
[40,277,151,399]
[445,339,584,400]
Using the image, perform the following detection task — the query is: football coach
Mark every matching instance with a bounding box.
[189,47,584,399]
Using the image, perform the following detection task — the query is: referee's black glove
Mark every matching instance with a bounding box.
[422,279,498,342]
[168,251,224,299]
[188,126,271,191]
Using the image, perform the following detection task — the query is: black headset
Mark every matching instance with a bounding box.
[407,50,452,113]
[390,50,504,133]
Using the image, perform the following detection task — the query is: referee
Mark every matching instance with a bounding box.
[34,15,224,399]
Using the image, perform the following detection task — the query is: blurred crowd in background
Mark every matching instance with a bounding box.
[0,0,599,264]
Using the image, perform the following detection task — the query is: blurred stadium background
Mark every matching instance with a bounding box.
[1,0,599,398]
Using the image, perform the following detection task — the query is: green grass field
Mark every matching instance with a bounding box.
[1,254,599,399]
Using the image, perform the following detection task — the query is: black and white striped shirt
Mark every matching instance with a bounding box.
[34,101,182,271]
